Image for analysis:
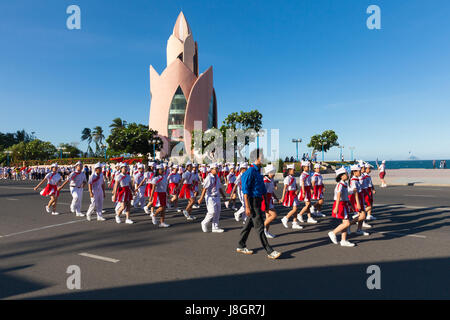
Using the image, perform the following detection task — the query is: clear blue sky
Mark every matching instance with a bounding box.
[1,0,449,161]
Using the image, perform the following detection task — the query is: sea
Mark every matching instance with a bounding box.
[366,160,449,170]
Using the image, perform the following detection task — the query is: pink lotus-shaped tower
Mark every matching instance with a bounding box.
[148,12,218,157]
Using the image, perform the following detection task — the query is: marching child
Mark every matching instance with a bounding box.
[177,161,196,220]
[280,164,303,230]
[142,163,156,215]
[311,163,326,217]
[364,163,376,220]
[112,163,135,224]
[166,165,181,212]
[34,163,62,215]
[59,161,87,217]
[191,164,201,209]
[297,161,318,224]
[225,165,237,210]
[86,163,106,221]
[230,163,248,222]
[349,164,370,235]
[148,164,170,227]
[133,163,146,210]
[262,164,279,238]
[198,163,227,233]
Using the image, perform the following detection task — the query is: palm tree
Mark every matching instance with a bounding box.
[81,128,93,156]
[110,118,127,131]
[92,126,105,155]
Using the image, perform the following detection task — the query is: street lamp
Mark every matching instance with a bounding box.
[151,139,158,160]
[292,139,302,162]
[337,145,345,162]
[57,147,66,159]
[320,141,328,162]
[349,147,355,161]
[63,151,70,159]
[4,151,12,166]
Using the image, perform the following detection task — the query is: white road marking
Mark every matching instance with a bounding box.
[404,194,437,198]
[0,220,85,238]
[6,198,19,201]
[377,231,427,239]
[79,253,119,263]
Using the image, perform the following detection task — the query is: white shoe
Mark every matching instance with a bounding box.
[187,215,196,221]
[182,210,190,218]
[307,217,318,224]
[366,215,376,221]
[281,216,289,228]
[192,204,199,209]
[355,230,369,236]
[328,231,338,244]
[97,215,106,221]
[310,206,315,214]
[159,222,170,228]
[115,216,121,224]
[212,228,224,233]
[125,219,134,224]
[176,209,181,213]
[52,212,59,215]
[86,214,91,221]
[151,214,157,225]
[201,222,208,232]
[102,210,106,214]
[45,206,51,213]
[362,222,372,228]
[317,211,326,217]
[340,240,355,247]
[297,214,304,223]
[70,206,75,213]
[234,211,241,222]
[224,201,229,209]
[76,212,85,217]
[144,206,149,214]
[352,213,359,219]
[265,230,275,238]
[292,222,303,230]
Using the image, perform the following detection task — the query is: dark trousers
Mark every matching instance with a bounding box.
[238,196,274,254]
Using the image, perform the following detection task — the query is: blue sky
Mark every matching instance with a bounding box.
[1,0,449,161]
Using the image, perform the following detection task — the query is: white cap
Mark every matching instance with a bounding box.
[137,163,144,169]
[51,163,58,168]
[193,163,198,167]
[156,164,163,169]
[301,161,310,167]
[336,167,347,176]
[350,164,361,171]
[240,163,248,169]
[286,164,295,170]
[172,165,179,169]
[120,163,127,168]
[382,160,386,164]
[148,161,155,167]
[75,161,82,166]
[186,161,192,166]
[209,163,218,169]
[314,163,321,169]
[94,162,102,169]
[264,164,276,175]
[364,163,371,168]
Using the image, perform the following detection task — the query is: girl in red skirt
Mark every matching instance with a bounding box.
[364,163,376,220]
[262,164,279,238]
[34,163,62,215]
[349,165,370,236]
[177,161,196,220]
[166,165,181,212]
[297,161,317,224]
[112,163,134,224]
[141,164,155,215]
[225,165,237,210]
[280,164,303,230]
[311,163,326,217]
[148,164,170,227]
[328,167,356,247]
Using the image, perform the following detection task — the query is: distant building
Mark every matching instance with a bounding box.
[148,12,218,157]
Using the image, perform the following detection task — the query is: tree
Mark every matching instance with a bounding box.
[106,122,162,159]
[6,139,57,161]
[307,130,339,154]
[58,143,82,158]
[109,118,127,131]
[81,128,93,156]
[92,126,105,155]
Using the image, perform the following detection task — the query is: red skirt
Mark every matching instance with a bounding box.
[144,183,152,197]
[363,189,372,207]
[379,172,386,179]
[116,186,132,203]
[261,193,273,211]
[152,192,167,208]
[168,183,178,195]
[226,183,235,194]
[299,186,312,202]
[283,190,299,207]
[179,184,193,199]
[41,184,59,197]
[332,201,350,219]
[109,179,115,189]
[349,192,364,213]
[312,185,324,200]
[201,173,207,180]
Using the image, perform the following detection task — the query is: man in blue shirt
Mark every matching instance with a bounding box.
[237,155,281,260]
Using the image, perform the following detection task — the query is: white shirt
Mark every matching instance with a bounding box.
[68,171,87,188]
[349,176,362,194]
[167,172,181,184]
[300,171,311,187]
[45,172,62,185]
[89,173,104,193]
[283,175,297,191]
[151,175,166,193]
[312,172,323,186]
[202,173,221,197]
[334,181,349,201]
[117,173,131,188]
[264,176,275,194]
[182,171,193,184]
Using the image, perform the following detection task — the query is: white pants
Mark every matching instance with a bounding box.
[202,196,221,229]
[235,190,246,219]
[70,187,83,214]
[87,193,104,216]
[133,187,146,208]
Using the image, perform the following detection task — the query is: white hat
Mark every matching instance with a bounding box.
[137,163,144,169]
[94,162,102,169]
[209,163,218,169]
[155,164,163,169]
[350,164,361,171]
[120,163,127,168]
[240,163,248,169]
[364,163,371,168]
[51,163,58,168]
[193,163,198,167]
[314,163,321,169]
[264,164,276,175]
[172,164,179,169]
[286,164,295,170]
[382,160,386,164]
[336,167,347,176]
[186,161,192,166]
[75,161,82,166]
[301,161,310,167]
[148,161,155,167]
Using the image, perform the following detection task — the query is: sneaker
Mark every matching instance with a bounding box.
[234,211,241,222]
[292,222,303,230]
[236,247,253,255]
[340,240,355,247]
[362,222,372,228]
[352,213,359,219]
[366,215,377,221]
[281,216,289,228]
[144,206,149,214]
[102,210,106,214]
[52,212,59,216]
[159,222,170,228]
[45,205,51,213]
[182,210,190,218]
[201,222,208,233]
[151,214,157,225]
[297,214,304,223]
[76,212,85,217]
[265,230,276,239]
[70,206,75,213]
[268,251,281,259]
[212,228,224,233]
[355,230,369,236]
[115,216,121,224]
[176,209,181,213]
[97,215,106,221]
[224,201,229,209]
[125,219,134,224]
[192,204,199,209]
[86,214,91,221]
[310,206,315,214]
[307,217,318,224]
[328,231,338,244]
[317,212,326,217]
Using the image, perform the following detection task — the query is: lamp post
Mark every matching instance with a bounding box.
[349,147,355,161]
[151,139,157,160]
[338,145,345,162]
[292,138,302,162]
[57,147,66,159]
[63,151,70,159]
[4,151,12,166]
[320,141,328,162]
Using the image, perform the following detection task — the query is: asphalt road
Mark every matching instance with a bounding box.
[0,180,449,299]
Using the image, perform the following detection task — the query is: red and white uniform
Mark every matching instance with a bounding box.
[332,181,350,219]
[133,170,146,208]
[192,171,200,193]
[225,172,236,194]
[283,175,300,207]
[144,171,155,197]
[202,173,222,230]
[40,171,62,197]
[68,170,87,214]
[167,171,181,195]
[179,170,194,199]
[311,172,324,200]
[379,163,386,179]
[110,169,121,188]
[115,173,132,203]
[150,174,167,208]
[364,173,374,206]
[199,166,207,180]
[87,172,104,216]
[261,176,275,211]
[349,176,364,213]
[298,171,312,202]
